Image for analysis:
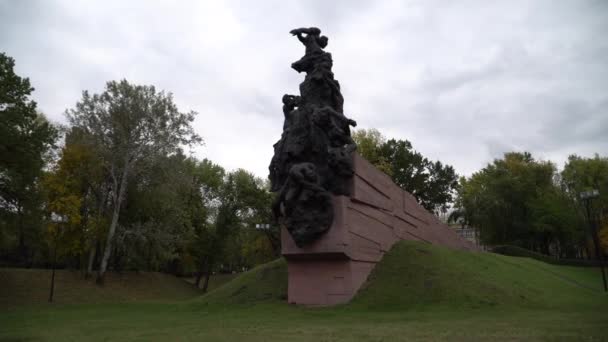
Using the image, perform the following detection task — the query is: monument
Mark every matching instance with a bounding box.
[269,27,357,247]
[270,27,478,306]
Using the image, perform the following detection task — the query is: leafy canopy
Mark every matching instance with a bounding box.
[0,52,57,211]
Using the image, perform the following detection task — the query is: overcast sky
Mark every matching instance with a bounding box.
[1,0,607,178]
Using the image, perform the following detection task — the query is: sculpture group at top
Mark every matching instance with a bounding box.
[269,27,357,247]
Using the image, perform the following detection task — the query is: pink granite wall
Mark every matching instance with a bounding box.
[281,153,478,306]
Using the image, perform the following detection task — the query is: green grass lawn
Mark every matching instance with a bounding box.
[0,268,201,307]
[181,273,239,292]
[2,241,607,341]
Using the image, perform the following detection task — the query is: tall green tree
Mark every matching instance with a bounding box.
[0,52,57,262]
[191,171,239,292]
[224,170,277,269]
[353,128,458,212]
[66,80,201,283]
[111,152,193,273]
[454,152,584,255]
[561,154,608,257]
[561,154,608,210]
[186,158,225,288]
[528,186,583,256]
[186,165,275,291]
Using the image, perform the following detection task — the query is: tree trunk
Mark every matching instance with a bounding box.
[112,244,124,273]
[97,161,130,285]
[48,240,57,302]
[195,256,208,289]
[85,242,97,279]
[147,242,153,270]
[194,271,203,288]
[88,190,107,279]
[590,217,608,291]
[97,201,121,284]
[17,206,27,264]
[202,271,211,293]
[202,260,213,293]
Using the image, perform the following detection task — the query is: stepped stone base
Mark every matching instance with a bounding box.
[281,154,478,306]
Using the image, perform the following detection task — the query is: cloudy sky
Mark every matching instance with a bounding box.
[1,0,607,178]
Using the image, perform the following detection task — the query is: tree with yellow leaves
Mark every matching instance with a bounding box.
[42,127,106,278]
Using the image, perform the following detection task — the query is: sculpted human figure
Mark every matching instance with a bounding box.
[272,163,333,247]
[289,27,328,55]
[282,94,299,116]
[312,106,357,147]
[282,94,300,129]
[270,94,301,191]
[290,27,331,74]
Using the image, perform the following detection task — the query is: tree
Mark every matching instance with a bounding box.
[186,158,225,288]
[230,169,277,256]
[561,154,608,218]
[352,128,458,212]
[351,129,392,175]
[224,170,277,270]
[0,52,58,263]
[447,206,470,230]
[115,152,199,274]
[528,186,583,257]
[186,165,276,291]
[561,154,608,258]
[453,152,584,255]
[43,183,82,302]
[42,127,108,276]
[381,139,458,213]
[561,154,608,204]
[458,152,553,247]
[43,129,105,299]
[192,172,239,292]
[66,80,201,283]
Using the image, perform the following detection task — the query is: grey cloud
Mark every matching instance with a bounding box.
[1,0,606,179]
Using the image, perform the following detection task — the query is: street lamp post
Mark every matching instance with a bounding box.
[580,189,607,292]
[48,213,67,303]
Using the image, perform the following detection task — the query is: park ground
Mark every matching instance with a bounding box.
[2,240,607,341]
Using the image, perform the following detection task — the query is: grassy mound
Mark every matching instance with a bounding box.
[199,258,287,305]
[351,240,604,311]
[0,268,200,307]
[198,240,605,311]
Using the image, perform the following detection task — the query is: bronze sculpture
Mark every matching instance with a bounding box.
[269,27,357,247]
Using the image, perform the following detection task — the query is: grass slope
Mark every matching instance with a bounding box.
[351,240,606,311]
[198,240,606,311]
[0,268,200,307]
[2,240,607,341]
[198,258,287,305]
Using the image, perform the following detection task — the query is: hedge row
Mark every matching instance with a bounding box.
[492,245,601,267]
